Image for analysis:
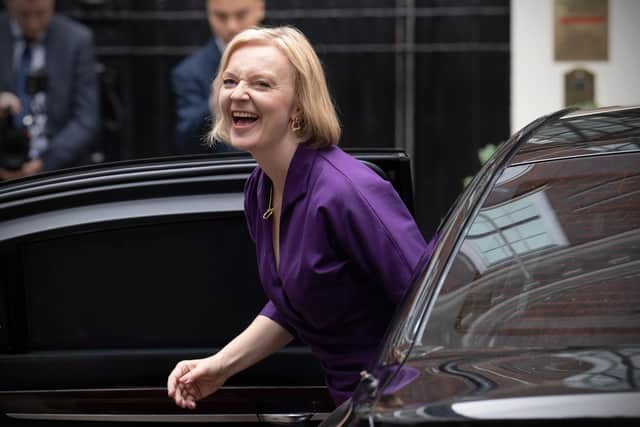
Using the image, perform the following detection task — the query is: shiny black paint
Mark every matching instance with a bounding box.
[342,107,640,426]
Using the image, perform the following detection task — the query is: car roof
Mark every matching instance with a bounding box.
[509,105,640,166]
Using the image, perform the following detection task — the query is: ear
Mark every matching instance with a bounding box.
[290,105,302,120]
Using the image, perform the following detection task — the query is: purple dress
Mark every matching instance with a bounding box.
[244,144,428,404]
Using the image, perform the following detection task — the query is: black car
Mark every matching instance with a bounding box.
[323,106,640,426]
[0,148,414,425]
[2,106,639,427]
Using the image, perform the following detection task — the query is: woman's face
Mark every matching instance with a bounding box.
[219,43,297,152]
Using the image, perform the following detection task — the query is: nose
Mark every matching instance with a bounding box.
[226,18,241,38]
[229,81,249,100]
[24,18,40,38]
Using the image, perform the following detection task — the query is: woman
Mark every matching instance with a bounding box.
[167,26,429,409]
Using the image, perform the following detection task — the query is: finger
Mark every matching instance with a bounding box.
[168,372,178,397]
[167,375,175,397]
[172,383,181,405]
[178,364,197,384]
[181,385,200,410]
[168,369,183,398]
[176,394,185,408]
[179,363,204,385]
[180,383,192,405]
[174,378,192,406]
[0,97,20,114]
[168,363,182,388]
[168,361,191,396]
[184,389,197,410]
[177,384,188,408]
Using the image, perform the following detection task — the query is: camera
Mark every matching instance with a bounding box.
[0,108,30,170]
[0,72,48,171]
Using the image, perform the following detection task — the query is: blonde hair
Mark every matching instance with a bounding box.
[209,26,341,148]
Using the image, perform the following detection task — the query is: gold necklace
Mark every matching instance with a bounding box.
[262,185,274,219]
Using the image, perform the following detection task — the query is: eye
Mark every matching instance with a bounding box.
[222,78,236,87]
[255,80,271,89]
[214,12,229,22]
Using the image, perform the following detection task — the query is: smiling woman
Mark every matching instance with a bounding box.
[209,26,341,151]
[217,43,298,153]
[167,26,433,409]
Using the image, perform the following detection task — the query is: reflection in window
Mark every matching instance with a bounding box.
[527,113,640,145]
[411,155,640,354]
[585,142,640,153]
[461,190,568,273]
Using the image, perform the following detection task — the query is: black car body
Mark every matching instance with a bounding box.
[2,106,639,427]
[0,149,414,425]
[325,106,640,426]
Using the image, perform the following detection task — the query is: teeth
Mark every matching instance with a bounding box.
[232,111,258,119]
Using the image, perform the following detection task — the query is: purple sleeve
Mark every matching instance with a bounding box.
[259,300,296,336]
[322,178,429,305]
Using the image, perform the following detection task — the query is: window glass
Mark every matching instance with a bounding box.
[414,153,640,352]
[21,216,264,350]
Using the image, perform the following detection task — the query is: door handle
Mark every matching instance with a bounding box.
[258,412,315,424]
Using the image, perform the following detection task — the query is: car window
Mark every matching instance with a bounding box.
[414,153,640,352]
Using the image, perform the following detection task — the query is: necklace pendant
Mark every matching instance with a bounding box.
[262,207,274,220]
[263,184,274,220]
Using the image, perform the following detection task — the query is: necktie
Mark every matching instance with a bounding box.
[14,41,32,128]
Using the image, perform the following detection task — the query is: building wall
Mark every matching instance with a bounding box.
[1,0,511,236]
[511,0,640,132]
[60,1,513,237]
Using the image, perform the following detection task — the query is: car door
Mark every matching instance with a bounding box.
[0,149,415,426]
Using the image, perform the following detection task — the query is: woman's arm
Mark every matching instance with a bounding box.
[167,315,294,409]
[218,314,294,376]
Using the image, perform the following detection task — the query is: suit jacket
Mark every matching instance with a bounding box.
[172,38,233,154]
[0,13,99,170]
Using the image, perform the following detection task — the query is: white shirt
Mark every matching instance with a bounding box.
[10,18,49,160]
[215,36,226,55]
[10,19,46,74]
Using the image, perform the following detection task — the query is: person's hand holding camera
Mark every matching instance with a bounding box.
[0,159,44,181]
[0,93,43,181]
[0,92,22,117]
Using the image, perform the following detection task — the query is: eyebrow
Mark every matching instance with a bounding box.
[222,70,278,81]
[213,9,249,19]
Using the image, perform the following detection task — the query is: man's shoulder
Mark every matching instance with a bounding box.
[50,14,93,40]
[0,13,9,42]
[173,41,221,79]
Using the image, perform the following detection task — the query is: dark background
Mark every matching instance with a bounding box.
[2,0,510,237]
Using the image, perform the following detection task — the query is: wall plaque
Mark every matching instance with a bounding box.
[565,68,595,107]
[555,0,608,61]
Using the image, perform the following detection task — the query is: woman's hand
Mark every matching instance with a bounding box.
[167,356,228,410]
[167,315,294,410]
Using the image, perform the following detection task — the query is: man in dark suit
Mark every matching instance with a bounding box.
[0,0,99,179]
[172,0,264,154]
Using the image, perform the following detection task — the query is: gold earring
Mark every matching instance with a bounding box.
[291,117,302,132]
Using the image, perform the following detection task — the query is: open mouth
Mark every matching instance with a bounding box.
[231,111,259,127]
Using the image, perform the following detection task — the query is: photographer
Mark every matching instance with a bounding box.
[0,0,99,180]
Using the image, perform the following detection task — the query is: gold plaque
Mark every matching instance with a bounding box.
[555,0,608,61]
[565,68,595,107]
